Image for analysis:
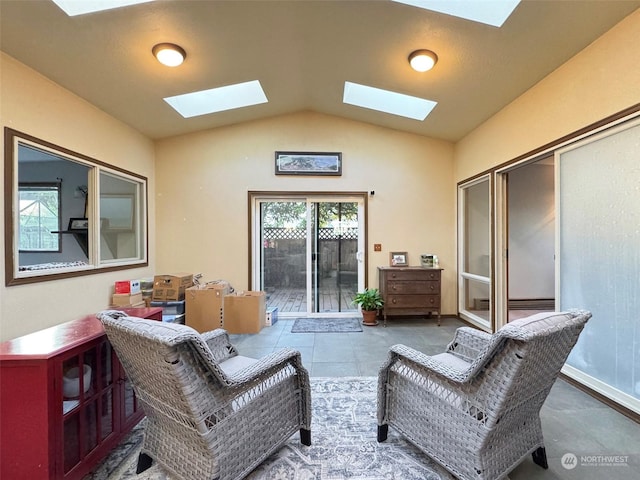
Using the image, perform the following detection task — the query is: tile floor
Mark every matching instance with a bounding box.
[228,316,640,480]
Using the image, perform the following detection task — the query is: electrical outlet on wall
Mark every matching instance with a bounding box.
[374,244,382,251]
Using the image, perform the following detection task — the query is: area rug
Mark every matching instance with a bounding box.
[291,317,363,333]
[85,377,455,480]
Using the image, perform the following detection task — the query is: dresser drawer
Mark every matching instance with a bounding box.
[385,269,440,281]
[388,280,440,294]
[387,295,440,309]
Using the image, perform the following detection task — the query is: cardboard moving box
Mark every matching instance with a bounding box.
[223,291,266,334]
[114,279,141,294]
[152,273,193,301]
[111,292,143,307]
[185,281,231,333]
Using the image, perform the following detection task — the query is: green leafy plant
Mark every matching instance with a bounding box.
[352,288,384,311]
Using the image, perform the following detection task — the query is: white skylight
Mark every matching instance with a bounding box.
[343,82,437,121]
[164,80,268,118]
[51,0,155,16]
[392,0,521,27]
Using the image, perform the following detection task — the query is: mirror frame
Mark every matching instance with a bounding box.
[4,127,149,286]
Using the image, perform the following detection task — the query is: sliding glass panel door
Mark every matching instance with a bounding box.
[255,195,364,316]
[557,119,640,412]
[458,175,492,330]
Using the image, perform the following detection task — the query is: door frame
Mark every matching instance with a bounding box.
[248,191,368,316]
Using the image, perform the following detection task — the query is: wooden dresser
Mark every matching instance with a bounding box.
[378,266,443,326]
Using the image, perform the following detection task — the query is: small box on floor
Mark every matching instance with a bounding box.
[152,273,193,301]
[266,307,278,326]
[150,300,185,316]
[185,281,231,333]
[224,291,266,334]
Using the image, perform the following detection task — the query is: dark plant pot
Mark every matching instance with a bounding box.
[361,309,379,326]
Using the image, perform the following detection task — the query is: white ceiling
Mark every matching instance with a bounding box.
[1,0,638,142]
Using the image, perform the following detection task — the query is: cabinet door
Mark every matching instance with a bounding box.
[60,339,116,478]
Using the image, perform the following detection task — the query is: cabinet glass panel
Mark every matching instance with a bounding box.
[63,413,80,473]
[84,400,99,454]
[62,356,81,404]
[123,377,136,419]
[98,341,113,389]
[100,392,114,441]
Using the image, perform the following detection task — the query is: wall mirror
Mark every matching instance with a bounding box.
[4,128,148,285]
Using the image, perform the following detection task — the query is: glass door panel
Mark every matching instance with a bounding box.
[314,201,359,313]
[260,201,308,313]
[557,119,640,411]
[458,176,492,330]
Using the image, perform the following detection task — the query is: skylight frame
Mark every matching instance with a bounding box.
[163,80,269,118]
[391,0,521,28]
[343,82,437,121]
[51,0,155,16]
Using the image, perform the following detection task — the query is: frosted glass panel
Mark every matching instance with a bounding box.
[558,120,640,400]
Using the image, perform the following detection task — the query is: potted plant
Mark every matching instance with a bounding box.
[353,288,384,326]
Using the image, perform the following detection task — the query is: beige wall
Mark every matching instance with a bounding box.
[0,53,157,341]
[154,111,456,313]
[455,8,640,182]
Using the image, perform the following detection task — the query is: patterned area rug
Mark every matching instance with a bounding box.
[291,317,363,333]
[86,377,454,480]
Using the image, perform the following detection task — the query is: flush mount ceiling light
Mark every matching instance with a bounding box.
[152,43,186,67]
[408,49,438,72]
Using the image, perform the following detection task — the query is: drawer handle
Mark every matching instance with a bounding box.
[392,299,397,304]
[430,285,435,291]
[391,285,397,291]
[391,273,397,279]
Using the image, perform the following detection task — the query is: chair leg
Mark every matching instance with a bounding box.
[532,447,548,469]
[136,452,153,473]
[300,428,311,446]
[377,424,388,442]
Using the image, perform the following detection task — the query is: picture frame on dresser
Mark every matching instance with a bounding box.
[390,251,408,267]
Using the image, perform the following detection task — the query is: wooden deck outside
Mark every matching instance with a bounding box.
[265,286,358,314]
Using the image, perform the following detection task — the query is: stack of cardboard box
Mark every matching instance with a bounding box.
[111,280,145,307]
[151,273,193,323]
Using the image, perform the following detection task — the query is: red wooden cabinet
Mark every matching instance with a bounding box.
[0,307,161,480]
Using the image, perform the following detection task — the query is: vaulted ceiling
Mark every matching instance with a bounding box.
[1,0,638,142]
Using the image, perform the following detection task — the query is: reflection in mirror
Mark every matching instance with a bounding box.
[4,128,148,285]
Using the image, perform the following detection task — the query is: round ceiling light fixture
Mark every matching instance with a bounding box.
[152,43,186,67]
[408,49,438,72]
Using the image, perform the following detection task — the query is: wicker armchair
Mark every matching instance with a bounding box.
[377,310,591,480]
[97,310,311,480]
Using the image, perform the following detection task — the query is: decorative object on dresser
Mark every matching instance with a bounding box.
[0,307,162,480]
[389,251,408,267]
[378,266,443,326]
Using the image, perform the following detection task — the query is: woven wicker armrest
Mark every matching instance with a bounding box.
[215,348,306,386]
[387,344,475,383]
[446,327,492,363]
[202,329,239,362]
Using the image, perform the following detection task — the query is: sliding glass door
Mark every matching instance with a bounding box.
[458,175,492,330]
[253,194,365,316]
[557,118,640,413]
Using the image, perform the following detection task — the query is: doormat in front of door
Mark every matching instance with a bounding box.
[291,317,363,333]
